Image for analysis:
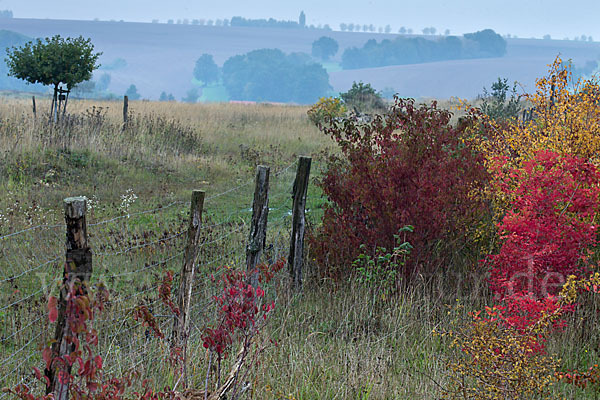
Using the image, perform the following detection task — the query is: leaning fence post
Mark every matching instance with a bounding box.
[46,197,92,400]
[171,191,205,374]
[32,96,36,119]
[288,156,312,291]
[246,165,270,287]
[122,95,129,129]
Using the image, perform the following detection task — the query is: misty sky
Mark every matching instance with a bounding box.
[1,0,599,40]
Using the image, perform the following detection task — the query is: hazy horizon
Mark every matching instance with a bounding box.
[1,0,599,40]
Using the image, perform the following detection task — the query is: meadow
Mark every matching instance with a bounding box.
[1,89,600,399]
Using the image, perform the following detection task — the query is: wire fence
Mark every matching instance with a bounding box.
[0,159,303,395]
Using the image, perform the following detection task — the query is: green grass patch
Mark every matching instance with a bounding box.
[199,84,229,103]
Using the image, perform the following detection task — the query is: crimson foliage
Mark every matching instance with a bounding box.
[202,268,274,360]
[311,98,489,278]
[487,151,600,305]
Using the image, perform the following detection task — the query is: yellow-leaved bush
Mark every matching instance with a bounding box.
[307,96,347,126]
[441,273,600,399]
[476,56,600,166]
[440,306,560,399]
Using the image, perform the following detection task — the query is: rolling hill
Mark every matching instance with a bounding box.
[0,18,599,101]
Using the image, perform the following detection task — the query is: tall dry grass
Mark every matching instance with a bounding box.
[0,97,334,224]
[0,98,332,166]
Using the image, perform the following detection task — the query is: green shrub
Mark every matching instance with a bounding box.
[339,81,386,113]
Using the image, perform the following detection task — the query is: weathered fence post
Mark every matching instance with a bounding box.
[288,156,312,291]
[46,197,92,400]
[32,96,36,119]
[122,95,129,129]
[171,190,205,380]
[246,165,270,287]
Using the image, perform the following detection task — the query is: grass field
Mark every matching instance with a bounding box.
[1,97,599,399]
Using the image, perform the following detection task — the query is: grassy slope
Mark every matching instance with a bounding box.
[0,98,597,398]
[0,18,398,101]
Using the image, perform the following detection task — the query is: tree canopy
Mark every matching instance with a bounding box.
[463,29,507,57]
[193,54,219,85]
[95,73,111,92]
[125,84,141,100]
[222,48,331,104]
[311,36,339,61]
[5,35,101,90]
[478,78,522,122]
[159,91,176,102]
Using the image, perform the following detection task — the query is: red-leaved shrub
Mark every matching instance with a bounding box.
[486,151,600,302]
[310,97,489,278]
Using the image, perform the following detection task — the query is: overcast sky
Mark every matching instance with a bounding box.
[1,0,599,40]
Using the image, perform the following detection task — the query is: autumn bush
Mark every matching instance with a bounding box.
[440,57,600,398]
[441,305,561,399]
[201,265,277,396]
[306,96,347,126]
[469,58,600,331]
[486,151,600,304]
[476,56,600,166]
[465,57,600,235]
[310,97,490,279]
[556,272,600,393]
[442,272,600,398]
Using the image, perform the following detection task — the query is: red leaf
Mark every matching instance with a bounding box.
[48,296,58,323]
[42,347,53,369]
[94,355,103,370]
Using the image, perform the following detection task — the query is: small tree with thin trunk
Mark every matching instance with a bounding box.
[5,35,101,121]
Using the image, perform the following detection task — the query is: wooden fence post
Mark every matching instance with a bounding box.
[122,95,129,129]
[45,197,92,400]
[288,156,312,291]
[32,96,36,119]
[246,165,270,287]
[171,190,204,373]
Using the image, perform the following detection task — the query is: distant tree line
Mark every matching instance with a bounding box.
[0,10,13,18]
[159,91,176,102]
[229,12,330,30]
[341,29,507,69]
[161,16,332,30]
[573,35,594,42]
[230,16,302,29]
[340,23,394,33]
